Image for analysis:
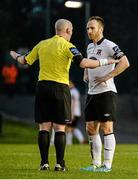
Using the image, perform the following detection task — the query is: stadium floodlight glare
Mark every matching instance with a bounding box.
[65,0,90,49]
[65,1,83,8]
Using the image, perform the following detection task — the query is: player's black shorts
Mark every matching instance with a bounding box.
[35,80,71,125]
[85,91,117,122]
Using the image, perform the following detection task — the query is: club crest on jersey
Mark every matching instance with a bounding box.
[96,49,102,55]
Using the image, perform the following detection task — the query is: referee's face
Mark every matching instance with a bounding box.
[86,20,102,42]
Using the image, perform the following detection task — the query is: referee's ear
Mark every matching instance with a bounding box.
[66,27,72,35]
[66,28,69,34]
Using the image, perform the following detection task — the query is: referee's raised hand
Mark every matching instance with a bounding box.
[108,59,120,65]
[10,51,20,60]
[10,51,26,65]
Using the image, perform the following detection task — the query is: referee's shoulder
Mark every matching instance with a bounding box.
[65,41,75,49]
[39,38,51,44]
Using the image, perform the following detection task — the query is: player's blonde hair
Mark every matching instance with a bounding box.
[88,16,104,29]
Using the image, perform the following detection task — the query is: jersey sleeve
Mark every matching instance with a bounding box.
[66,43,83,65]
[66,43,81,59]
[25,44,39,65]
[107,42,125,59]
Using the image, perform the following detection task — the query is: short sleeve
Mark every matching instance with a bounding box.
[107,42,124,59]
[25,44,39,65]
[66,42,82,60]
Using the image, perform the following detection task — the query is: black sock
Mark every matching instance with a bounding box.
[38,130,50,165]
[54,131,66,165]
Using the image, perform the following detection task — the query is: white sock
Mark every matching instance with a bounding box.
[89,134,102,166]
[73,128,84,143]
[66,132,73,145]
[103,133,116,169]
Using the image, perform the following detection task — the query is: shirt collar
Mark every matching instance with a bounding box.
[89,37,105,45]
[97,37,105,45]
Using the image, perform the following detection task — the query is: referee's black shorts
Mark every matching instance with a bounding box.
[35,80,71,125]
[85,91,117,122]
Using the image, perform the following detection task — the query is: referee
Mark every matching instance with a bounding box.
[10,19,118,171]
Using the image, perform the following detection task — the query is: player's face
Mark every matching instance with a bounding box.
[86,20,102,42]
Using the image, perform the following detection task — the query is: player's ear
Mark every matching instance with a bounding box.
[100,26,103,33]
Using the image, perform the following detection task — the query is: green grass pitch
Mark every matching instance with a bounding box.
[0,144,138,179]
[0,121,138,179]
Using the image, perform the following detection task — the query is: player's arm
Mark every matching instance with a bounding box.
[10,51,27,65]
[95,55,130,83]
[94,43,130,83]
[107,55,130,78]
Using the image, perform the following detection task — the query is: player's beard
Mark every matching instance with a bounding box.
[89,31,100,42]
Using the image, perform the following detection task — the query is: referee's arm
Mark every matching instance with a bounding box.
[73,54,119,68]
[10,51,27,65]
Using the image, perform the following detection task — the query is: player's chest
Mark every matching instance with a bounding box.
[87,45,106,59]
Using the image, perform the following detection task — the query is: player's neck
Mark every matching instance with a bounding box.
[93,35,103,44]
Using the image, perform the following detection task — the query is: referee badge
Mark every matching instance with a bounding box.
[69,47,81,56]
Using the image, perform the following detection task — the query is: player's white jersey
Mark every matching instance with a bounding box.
[87,38,124,95]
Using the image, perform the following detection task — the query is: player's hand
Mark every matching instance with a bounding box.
[83,69,89,83]
[83,74,89,83]
[94,74,110,84]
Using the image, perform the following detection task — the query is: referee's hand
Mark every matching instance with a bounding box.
[108,59,120,65]
[10,51,20,60]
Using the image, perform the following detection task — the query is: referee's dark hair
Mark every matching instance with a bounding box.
[88,16,104,28]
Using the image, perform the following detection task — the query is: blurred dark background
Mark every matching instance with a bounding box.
[0,0,138,143]
[0,0,137,94]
